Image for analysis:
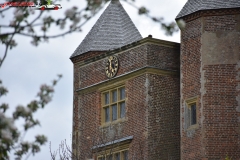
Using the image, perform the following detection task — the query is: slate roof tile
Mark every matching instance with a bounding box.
[176,0,240,19]
[71,0,142,58]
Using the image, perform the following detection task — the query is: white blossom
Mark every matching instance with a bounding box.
[14,8,24,20]
[65,9,75,19]
[177,19,186,29]
[1,129,12,140]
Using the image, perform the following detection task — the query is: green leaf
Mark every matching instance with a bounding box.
[138,7,149,15]
[35,135,47,145]
[0,34,8,40]
[13,105,32,120]
[0,103,9,113]
[31,144,40,155]
[0,85,8,97]
[27,100,39,113]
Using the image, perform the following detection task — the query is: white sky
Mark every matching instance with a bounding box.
[0,0,187,159]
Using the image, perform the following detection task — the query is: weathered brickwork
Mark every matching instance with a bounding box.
[147,44,180,71]
[71,38,180,159]
[72,63,80,153]
[75,74,148,159]
[124,75,148,159]
[77,44,148,89]
[78,91,99,159]
[71,51,106,64]
[181,10,240,159]
[77,40,179,89]
[72,8,240,160]
[203,64,239,159]
[204,15,238,32]
[70,1,240,159]
[181,17,203,160]
[147,74,180,159]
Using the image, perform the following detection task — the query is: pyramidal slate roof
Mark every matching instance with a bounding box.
[70,0,142,58]
[176,0,240,19]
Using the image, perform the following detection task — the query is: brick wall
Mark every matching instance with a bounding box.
[71,38,180,159]
[181,10,240,159]
[147,44,180,71]
[147,74,180,159]
[203,64,239,159]
[125,75,148,159]
[77,44,148,89]
[76,40,180,89]
[181,17,203,160]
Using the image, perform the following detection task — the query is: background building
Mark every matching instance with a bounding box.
[71,0,240,159]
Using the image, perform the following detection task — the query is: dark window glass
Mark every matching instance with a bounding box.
[112,104,117,121]
[120,88,125,100]
[191,104,196,125]
[123,150,128,160]
[188,107,191,126]
[105,107,110,122]
[112,90,117,103]
[105,93,109,105]
[108,155,112,160]
[115,153,120,160]
[120,102,125,118]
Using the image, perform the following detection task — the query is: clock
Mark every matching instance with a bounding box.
[105,56,119,78]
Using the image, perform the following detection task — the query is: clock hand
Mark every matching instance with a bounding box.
[109,60,112,70]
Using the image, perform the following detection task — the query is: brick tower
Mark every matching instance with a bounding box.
[70,0,180,159]
[176,0,240,159]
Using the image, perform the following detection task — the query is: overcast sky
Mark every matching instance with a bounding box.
[0,0,187,159]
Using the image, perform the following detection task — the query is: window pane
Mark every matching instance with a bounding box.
[188,107,191,127]
[105,107,110,122]
[105,93,109,105]
[112,90,117,103]
[120,88,125,100]
[120,102,125,118]
[112,104,117,121]
[123,150,128,160]
[108,155,112,160]
[191,104,196,125]
[115,153,120,160]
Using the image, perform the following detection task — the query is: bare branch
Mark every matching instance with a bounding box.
[29,10,44,26]
[0,7,10,13]
[0,26,17,67]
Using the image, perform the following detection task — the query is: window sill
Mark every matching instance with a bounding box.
[187,124,199,131]
[100,118,128,128]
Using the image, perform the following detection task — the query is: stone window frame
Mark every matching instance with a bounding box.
[93,136,132,160]
[97,149,129,160]
[101,85,126,126]
[185,96,199,130]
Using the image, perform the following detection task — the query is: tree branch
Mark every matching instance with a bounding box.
[1,16,91,39]
[0,27,16,67]
[0,7,10,13]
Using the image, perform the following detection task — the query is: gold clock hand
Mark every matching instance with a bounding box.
[109,60,112,70]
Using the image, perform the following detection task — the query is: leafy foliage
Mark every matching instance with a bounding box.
[0,75,62,159]
[0,0,179,67]
[0,0,180,159]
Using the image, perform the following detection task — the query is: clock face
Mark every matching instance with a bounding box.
[105,56,119,78]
